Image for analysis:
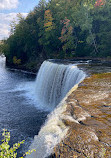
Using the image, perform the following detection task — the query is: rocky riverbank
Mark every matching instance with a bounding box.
[53,72,111,158]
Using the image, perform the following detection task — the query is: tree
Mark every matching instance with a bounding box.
[2,0,111,67]
[44,9,55,32]
[59,18,75,57]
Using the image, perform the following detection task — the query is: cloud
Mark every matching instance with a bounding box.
[0,0,19,10]
[0,24,9,39]
[0,13,28,40]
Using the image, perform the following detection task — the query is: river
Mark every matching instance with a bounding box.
[0,61,48,156]
[0,57,111,157]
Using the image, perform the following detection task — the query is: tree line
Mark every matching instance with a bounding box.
[1,0,111,68]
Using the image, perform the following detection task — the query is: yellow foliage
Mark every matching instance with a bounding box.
[44,9,54,32]
[13,56,21,65]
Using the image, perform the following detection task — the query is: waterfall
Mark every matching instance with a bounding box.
[26,60,86,158]
[35,60,85,110]
[0,54,6,67]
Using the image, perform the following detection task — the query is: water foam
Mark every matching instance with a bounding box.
[26,61,86,158]
[0,54,6,67]
[35,61,85,110]
[26,94,70,158]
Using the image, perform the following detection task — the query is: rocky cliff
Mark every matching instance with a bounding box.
[53,72,111,158]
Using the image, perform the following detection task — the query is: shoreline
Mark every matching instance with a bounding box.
[6,57,111,74]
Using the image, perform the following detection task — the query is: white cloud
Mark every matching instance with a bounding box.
[0,0,19,10]
[0,13,28,40]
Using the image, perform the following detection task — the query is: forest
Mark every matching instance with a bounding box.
[0,0,111,70]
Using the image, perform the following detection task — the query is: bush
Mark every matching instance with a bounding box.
[0,129,35,158]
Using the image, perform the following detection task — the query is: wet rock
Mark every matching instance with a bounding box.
[54,73,111,158]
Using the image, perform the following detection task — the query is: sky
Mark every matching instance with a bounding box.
[0,0,41,40]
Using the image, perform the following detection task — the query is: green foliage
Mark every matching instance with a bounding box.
[2,0,111,66]
[0,129,36,158]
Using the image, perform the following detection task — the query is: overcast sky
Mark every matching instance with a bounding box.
[0,0,41,40]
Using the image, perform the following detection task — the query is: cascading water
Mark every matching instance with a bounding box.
[35,61,85,110]
[26,60,86,158]
[0,54,6,67]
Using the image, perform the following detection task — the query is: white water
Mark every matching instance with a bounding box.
[1,57,110,158]
[0,54,6,67]
[35,61,85,110]
[26,61,86,158]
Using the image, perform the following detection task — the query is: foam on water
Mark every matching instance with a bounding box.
[0,54,6,67]
[35,61,85,110]
[26,61,86,158]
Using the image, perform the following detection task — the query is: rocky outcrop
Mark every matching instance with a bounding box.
[53,73,111,158]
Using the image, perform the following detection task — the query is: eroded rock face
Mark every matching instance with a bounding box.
[53,73,111,158]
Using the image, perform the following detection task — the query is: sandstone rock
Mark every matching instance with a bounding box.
[53,73,111,158]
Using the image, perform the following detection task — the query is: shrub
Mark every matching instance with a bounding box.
[13,56,21,65]
[0,129,35,158]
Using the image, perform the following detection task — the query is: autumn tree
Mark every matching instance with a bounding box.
[59,18,75,57]
[44,9,54,32]
[2,0,111,68]
[95,0,106,7]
